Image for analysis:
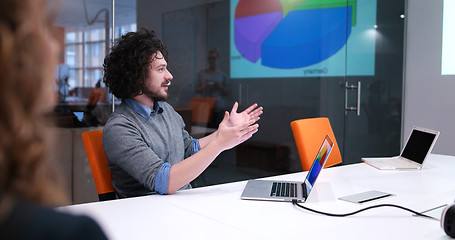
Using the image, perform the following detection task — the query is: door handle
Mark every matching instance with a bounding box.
[345,81,361,116]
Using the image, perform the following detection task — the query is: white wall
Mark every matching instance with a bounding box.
[403,0,455,155]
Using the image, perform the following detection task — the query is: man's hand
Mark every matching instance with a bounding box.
[228,102,263,127]
[215,111,259,151]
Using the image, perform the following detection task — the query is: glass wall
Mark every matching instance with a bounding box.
[51,0,405,199]
[155,0,405,186]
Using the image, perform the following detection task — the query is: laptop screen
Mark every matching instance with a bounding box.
[73,111,84,121]
[303,135,334,196]
[401,128,439,164]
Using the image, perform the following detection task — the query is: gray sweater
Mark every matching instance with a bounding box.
[102,101,193,198]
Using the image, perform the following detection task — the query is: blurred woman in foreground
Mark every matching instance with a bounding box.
[0,0,107,239]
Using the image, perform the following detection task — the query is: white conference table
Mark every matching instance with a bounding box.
[59,154,455,240]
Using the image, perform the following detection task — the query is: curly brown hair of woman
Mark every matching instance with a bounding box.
[103,28,169,100]
[0,0,68,206]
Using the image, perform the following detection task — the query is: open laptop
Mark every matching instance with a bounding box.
[361,126,440,170]
[241,135,334,202]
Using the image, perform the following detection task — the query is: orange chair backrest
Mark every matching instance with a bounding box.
[188,97,217,124]
[81,129,115,200]
[87,89,106,106]
[290,117,342,171]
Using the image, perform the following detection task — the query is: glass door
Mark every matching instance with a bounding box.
[343,0,405,164]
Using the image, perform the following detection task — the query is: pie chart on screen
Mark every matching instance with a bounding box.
[317,145,328,163]
[234,0,357,69]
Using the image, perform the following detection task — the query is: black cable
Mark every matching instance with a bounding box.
[291,199,436,219]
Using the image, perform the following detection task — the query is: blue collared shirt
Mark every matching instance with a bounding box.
[124,98,163,119]
[123,98,201,194]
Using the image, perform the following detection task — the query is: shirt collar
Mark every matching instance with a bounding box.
[124,98,163,120]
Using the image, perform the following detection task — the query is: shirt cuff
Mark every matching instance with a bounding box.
[155,163,171,195]
[192,138,201,155]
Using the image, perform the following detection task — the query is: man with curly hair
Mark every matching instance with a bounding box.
[103,28,263,198]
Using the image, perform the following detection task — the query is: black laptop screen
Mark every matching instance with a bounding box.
[401,129,437,164]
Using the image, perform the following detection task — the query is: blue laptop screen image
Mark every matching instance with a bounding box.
[304,137,333,196]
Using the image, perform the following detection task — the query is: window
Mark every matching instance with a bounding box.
[64,24,137,90]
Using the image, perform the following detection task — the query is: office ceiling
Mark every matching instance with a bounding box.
[53,0,136,31]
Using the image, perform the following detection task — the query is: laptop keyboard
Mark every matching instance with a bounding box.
[270,182,297,198]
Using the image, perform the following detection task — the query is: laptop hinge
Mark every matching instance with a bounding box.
[302,183,307,198]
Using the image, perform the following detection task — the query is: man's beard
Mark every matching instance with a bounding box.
[142,87,168,102]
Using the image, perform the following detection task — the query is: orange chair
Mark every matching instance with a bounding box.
[290,117,342,171]
[188,97,217,125]
[81,129,116,201]
[86,89,106,108]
